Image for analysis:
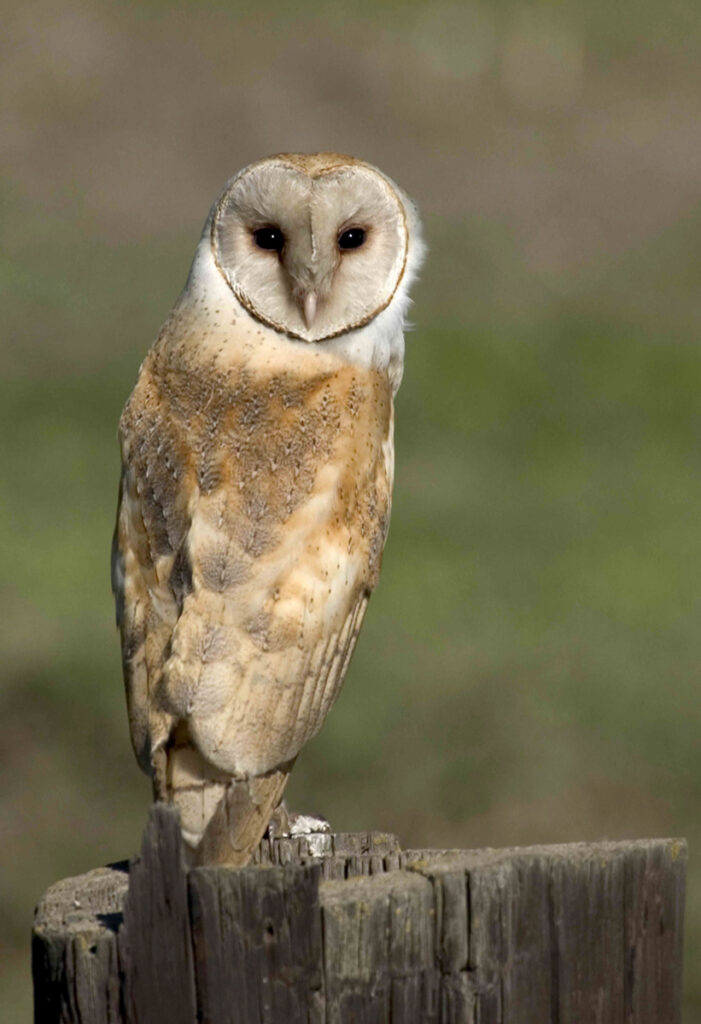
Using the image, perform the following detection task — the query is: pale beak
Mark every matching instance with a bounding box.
[302,291,318,329]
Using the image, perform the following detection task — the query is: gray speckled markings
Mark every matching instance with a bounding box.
[32,804,686,1023]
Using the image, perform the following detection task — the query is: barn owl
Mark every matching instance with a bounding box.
[112,153,424,866]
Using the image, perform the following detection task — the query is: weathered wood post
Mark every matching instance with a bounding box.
[32,804,687,1023]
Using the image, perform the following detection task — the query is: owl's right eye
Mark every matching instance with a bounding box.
[253,227,285,253]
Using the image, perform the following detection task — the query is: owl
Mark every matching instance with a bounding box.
[112,153,425,866]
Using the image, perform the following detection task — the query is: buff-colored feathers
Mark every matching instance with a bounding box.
[113,153,424,865]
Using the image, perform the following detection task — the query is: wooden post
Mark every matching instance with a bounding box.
[32,804,687,1023]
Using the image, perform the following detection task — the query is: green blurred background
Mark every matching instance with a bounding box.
[3,0,701,1017]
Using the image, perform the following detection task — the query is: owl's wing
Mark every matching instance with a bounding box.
[114,450,373,861]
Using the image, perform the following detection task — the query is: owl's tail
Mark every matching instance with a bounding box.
[153,724,292,866]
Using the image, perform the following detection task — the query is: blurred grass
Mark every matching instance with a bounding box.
[2,0,701,1019]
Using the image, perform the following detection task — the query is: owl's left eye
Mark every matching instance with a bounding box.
[338,227,366,251]
[253,227,285,252]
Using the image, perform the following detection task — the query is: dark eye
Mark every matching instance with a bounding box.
[253,226,284,252]
[338,227,366,251]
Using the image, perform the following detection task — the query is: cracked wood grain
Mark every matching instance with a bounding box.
[33,806,686,1023]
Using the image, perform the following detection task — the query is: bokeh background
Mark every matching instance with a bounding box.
[3,0,701,1017]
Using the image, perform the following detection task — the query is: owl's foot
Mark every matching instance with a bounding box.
[288,812,332,836]
[266,802,331,839]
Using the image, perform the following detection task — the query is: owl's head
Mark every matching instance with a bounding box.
[203,153,424,343]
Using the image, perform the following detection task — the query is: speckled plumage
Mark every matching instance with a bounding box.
[112,153,424,864]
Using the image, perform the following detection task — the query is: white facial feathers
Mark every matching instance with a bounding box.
[207,153,424,344]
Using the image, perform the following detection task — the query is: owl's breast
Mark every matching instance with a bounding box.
[155,345,392,572]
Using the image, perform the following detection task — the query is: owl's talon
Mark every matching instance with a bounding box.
[266,803,331,840]
[288,812,332,836]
